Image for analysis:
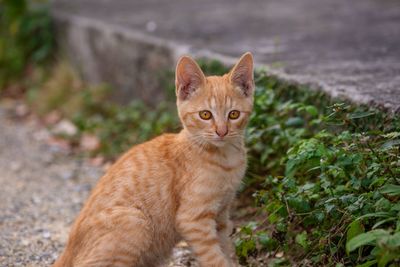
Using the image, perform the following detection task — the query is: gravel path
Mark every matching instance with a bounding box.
[0,102,196,267]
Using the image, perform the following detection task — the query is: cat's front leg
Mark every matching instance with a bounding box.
[217,208,239,266]
[176,209,231,267]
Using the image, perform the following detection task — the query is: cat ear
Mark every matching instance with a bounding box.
[229,52,254,97]
[175,56,206,101]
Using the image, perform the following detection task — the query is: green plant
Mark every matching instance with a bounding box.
[235,72,400,266]
[72,100,179,157]
[0,0,54,90]
[27,62,110,116]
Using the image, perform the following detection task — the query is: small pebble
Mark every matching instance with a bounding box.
[10,162,22,172]
[52,120,77,136]
[60,171,74,180]
[42,231,51,239]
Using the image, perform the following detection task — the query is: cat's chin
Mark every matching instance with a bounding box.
[207,139,230,148]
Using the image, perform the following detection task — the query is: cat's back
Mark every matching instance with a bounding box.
[113,132,180,176]
[89,132,183,209]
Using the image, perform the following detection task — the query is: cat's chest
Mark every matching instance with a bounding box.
[205,147,246,179]
[194,149,246,191]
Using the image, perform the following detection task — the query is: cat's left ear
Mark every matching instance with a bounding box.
[229,52,254,97]
[175,56,206,101]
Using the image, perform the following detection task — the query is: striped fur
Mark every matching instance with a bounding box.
[52,52,254,267]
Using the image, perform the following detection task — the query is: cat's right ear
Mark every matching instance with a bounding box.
[175,56,206,101]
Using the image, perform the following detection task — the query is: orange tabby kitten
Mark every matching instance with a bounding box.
[52,52,254,267]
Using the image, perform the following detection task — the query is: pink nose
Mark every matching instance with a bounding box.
[216,126,228,137]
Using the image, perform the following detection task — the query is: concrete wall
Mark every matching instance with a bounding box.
[53,13,177,105]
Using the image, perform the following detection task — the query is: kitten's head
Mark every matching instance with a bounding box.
[175,52,254,147]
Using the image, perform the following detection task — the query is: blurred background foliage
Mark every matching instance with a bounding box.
[0,0,54,91]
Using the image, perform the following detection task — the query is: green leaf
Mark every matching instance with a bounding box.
[347,111,375,119]
[355,260,377,267]
[346,229,387,254]
[391,203,400,212]
[384,232,400,249]
[372,218,397,229]
[347,220,365,242]
[378,250,398,267]
[295,231,309,249]
[287,197,311,213]
[325,203,336,213]
[235,237,256,258]
[305,105,318,117]
[382,132,400,139]
[380,184,400,196]
[257,232,277,250]
[285,117,304,127]
[356,212,393,221]
[257,232,270,247]
[380,139,400,150]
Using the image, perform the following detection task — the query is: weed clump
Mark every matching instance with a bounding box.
[236,72,400,267]
[0,0,54,92]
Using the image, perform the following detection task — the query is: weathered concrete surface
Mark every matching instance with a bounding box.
[52,0,400,111]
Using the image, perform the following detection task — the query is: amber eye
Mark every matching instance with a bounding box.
[228,110,240,120]
[199,110,212,120]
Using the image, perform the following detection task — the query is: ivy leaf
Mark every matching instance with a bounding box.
[324,203,336,214]
[305,105,318,117]
[295,231,309,249]
[257,232,277,250]
[257,232,270,247]
[287,197,311,213]
[285,117,304,127]
[380,139,400,150]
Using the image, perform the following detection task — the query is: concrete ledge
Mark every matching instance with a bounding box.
[53,11,256,105]
[51,0,400,112]
[53,12,180,104]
